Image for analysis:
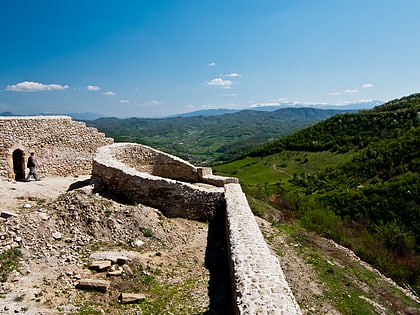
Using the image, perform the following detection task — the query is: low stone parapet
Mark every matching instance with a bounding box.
[225,183,302,314]
[92,143,225,221]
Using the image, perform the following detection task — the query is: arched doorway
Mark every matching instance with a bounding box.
[13,149,25,180]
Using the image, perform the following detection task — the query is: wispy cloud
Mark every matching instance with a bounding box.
[208,62,216,67]
[102,91,116,96]
[344,89,359,94]
[362,83,374,88]
[207,78,232,89]
[328,92,341,96]
[223,93,238,97]
[225,73,242,77]
[120,99,130,103]
[144,100,162,106]
[87,85,100,91]
[6,81,69,92]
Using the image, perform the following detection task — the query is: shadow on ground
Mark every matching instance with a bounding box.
[205,208,234,315]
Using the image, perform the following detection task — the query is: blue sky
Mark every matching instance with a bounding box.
[1,1,420,118]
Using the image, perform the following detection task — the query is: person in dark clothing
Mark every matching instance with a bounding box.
[26,152,40,181]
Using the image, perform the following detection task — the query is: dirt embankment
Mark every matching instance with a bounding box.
[0,176,419,314]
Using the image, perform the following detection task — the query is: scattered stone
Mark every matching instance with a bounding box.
[52,232,62,240]
[76,279,111,292]
[134,239,144,248]
[107,269,123,276]
[119,292,146,304]
[0,210,18,218]
[91,252,128,265]
[23,203,31,209]
[9,270,20,282]
[39,212,49,221]
[122,264,134,276]
[89,260,112,271]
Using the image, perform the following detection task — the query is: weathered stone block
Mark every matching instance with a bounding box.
[76,279,111,292]
[89,260,112,271]
[119,293,146,304]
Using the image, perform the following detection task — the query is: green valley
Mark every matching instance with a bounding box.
[85,108,351,165]
[213,93,420,295]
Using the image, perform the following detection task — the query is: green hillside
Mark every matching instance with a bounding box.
[86,108,351,165]
[214,93,420,293]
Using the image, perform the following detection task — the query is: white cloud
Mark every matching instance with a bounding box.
[6,81,69,92]
[208,62,216,67]
[207,78,232,89]
[223,93,238,97]
[225,73,241,77]
[362,83,374,88]
[344,89,359,94]
[103,91,116,96]
[87,85,100,91]
[120,99,130,103]
[144,100,162,106]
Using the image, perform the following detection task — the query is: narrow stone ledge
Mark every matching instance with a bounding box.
[225,183,302,315]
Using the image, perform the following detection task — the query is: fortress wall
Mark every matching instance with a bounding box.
[0,116,113,179]
[92,143,227,221]
[92,143,302,314]
[225,183,302,314]
[113,142,200,182]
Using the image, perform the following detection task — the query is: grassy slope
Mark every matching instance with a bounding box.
[213,93,420,296]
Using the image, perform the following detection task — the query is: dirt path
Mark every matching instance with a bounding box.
[0,176,91,212]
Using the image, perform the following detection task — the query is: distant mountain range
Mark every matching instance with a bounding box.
[170,100,383,117]
[1,100,383,120]
[85,107,357,165]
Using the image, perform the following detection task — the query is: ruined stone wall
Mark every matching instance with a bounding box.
[225,183,302,314]
[92,143,229,221]
[92,143,302,314]
[113,143,200,182]
[0,116,113,179]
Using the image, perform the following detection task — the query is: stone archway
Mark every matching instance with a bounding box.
[12,149,26,180]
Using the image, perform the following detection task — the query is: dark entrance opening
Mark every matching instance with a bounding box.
[13,149,25,180]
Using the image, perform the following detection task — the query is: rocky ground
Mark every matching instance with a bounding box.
[0,176,419,314]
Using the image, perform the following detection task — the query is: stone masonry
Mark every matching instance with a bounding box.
[0,116,113,179]
[1,116,302,314]
[225,183,302,314]
[92,143,229,221]
[92,142,302,314]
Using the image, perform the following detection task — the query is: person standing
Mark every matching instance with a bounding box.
[25,152,40,181]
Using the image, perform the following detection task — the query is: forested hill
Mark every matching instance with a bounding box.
[86,107,352,164]
[248,93,420,156]
[215,93,420,293]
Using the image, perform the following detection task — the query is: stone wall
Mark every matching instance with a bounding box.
[225,183,302,314]
[0,116,113,179]
[92,143,302,314]
[92,143,232,221]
